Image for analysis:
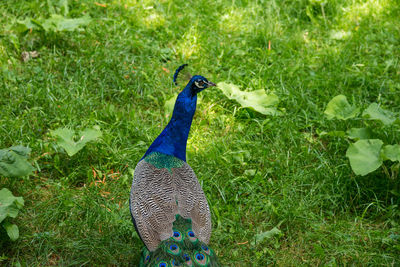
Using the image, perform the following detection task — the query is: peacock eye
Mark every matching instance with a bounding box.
[196,253,204,260]
[173,231,180,237]
[194,80,205,88]
[201,244,209,251]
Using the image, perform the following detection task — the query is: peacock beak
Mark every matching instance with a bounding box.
[207,81,216,87]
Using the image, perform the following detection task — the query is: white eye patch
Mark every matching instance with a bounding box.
[194,80,206,89]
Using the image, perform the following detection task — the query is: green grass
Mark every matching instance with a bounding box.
[1,0,400,265]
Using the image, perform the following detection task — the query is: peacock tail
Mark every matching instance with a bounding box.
[138,215,219,267]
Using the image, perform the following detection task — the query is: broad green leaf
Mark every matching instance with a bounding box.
[362,103,396,126]
[51,127,102,156]
[7,146,31,157]
[14,18,37,33]
[164,94,178,116]
[80,128,102,143]
[0,188,24,223]
[346,139,383,176]
[0,146,35,178]
[251,227,282,245]
[41,14,91,32]
[15,18,45,32]
[324,95,359,120]
[382,144,400,162]
[346,128,372,140]
[318,130,346,138]
[217,82,280,115]
[51,128,78,156]
[3,221,19,241]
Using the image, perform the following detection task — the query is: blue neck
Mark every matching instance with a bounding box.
[142,84,197,162]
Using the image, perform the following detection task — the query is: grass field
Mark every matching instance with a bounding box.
[1,0,400,266]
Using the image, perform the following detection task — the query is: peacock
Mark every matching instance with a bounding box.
[129,64,220,267]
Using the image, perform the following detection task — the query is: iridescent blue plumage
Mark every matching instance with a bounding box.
[142,72,216,162]
[141,84,197,162]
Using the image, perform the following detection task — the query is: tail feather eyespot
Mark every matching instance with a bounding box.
[183,254,193,266]
[172,230,183,242]
[167,242,181,255]
[187,230,198,242]
[144,255,150,263]
[201,244,211,255]
[193,252,208,266]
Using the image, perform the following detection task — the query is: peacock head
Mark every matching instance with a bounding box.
[189,75,216,95]
[173,64,216,96]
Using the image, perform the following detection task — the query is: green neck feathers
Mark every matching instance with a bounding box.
[144,152,184,173]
